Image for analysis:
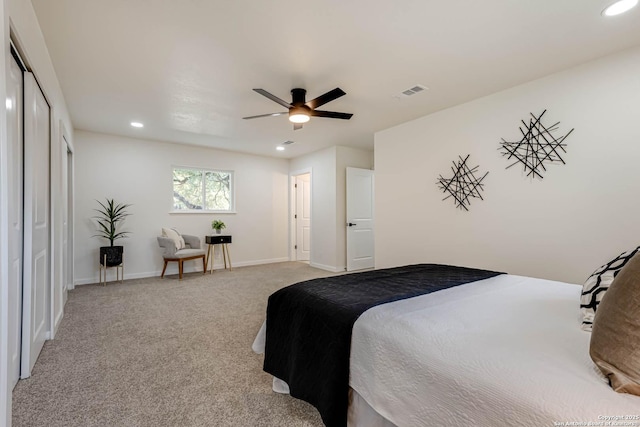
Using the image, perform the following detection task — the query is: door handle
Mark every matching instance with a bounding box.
[348,223,357,227]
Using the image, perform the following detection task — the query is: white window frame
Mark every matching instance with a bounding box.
[170,166,236,214]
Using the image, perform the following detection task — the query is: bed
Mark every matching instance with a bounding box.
[253,264,640,427]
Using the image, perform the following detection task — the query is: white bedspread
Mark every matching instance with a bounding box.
[350,275,640,427]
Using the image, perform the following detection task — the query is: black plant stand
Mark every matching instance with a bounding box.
[99,254,123,286]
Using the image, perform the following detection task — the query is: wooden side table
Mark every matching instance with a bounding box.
[205,235,232,273]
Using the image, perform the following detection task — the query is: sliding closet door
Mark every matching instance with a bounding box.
[7,52,24,388]
[21,72,51,378]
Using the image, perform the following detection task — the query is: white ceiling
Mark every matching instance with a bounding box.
[31,0,640,159]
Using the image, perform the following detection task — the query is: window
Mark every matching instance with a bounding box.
[172,167,234,212]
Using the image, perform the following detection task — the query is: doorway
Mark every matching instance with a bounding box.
[346,167,374,271]
[291,171,312,262]
[66,142,74,294]
[54,133,72,329]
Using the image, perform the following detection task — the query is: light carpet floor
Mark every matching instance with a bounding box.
[12,262,338,427]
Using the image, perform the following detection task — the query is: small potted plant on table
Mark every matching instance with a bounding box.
[211,220,226,234]
[94,198,131,266]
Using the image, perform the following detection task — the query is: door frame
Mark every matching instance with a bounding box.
[64,127,74,293]
[50,121,72,337]
[289,168,312,261]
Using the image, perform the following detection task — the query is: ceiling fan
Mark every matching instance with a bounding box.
[243,87,353,130]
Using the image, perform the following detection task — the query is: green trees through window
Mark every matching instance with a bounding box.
[173,167,233,211]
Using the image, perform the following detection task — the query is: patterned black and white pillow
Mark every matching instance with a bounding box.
[580,246,640,331]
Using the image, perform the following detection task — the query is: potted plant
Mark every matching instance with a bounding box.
[94,198,131,266]
[211,219,226,234]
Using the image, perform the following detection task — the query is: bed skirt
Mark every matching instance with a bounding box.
[348,390,397,427]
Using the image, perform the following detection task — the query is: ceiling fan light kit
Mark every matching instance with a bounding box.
[289,105,311,123]
[243,87,353,130]
[602,0,638,16]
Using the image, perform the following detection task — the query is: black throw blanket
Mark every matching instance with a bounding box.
[263,264,504,427]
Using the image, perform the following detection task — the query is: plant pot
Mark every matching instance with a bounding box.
[100,246,123,267]
[215,229,222,234]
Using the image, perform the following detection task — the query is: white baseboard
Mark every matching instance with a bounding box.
[73,257,291,286]
[53,309,63,337]
[74,269,157,286]
[309,262,345,273]
[232,257,290,268]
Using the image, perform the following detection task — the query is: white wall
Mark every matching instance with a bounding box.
[74,130,290,284]
[290,145,373,272]
[375,46,640,284]
[1,0,74,423]
[290,146,338,271]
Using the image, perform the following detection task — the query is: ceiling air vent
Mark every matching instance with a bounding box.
[396,84,428,99]
[282,140,295,145]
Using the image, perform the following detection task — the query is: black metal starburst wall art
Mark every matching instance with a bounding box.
[499,110,574,179]
[436,154,488,211]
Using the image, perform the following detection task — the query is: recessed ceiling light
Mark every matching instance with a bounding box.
[130,121,144,128]
[276,146,285,151]
[602,0,638,16]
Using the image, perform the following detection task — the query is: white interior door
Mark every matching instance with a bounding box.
[346,167,374,271]
[22,72,50,378]
[7,52,24,389]
[295,173,311,261]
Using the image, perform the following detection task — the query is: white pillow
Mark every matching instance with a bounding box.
[580,246,640,331]
[162,227,185,250]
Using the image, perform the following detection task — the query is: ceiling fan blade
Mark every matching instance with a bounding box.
[243,112,288,120]
[310,110,353,120]
[305,88,346,109]
[253,89,292,108]
[293,123,303,131]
